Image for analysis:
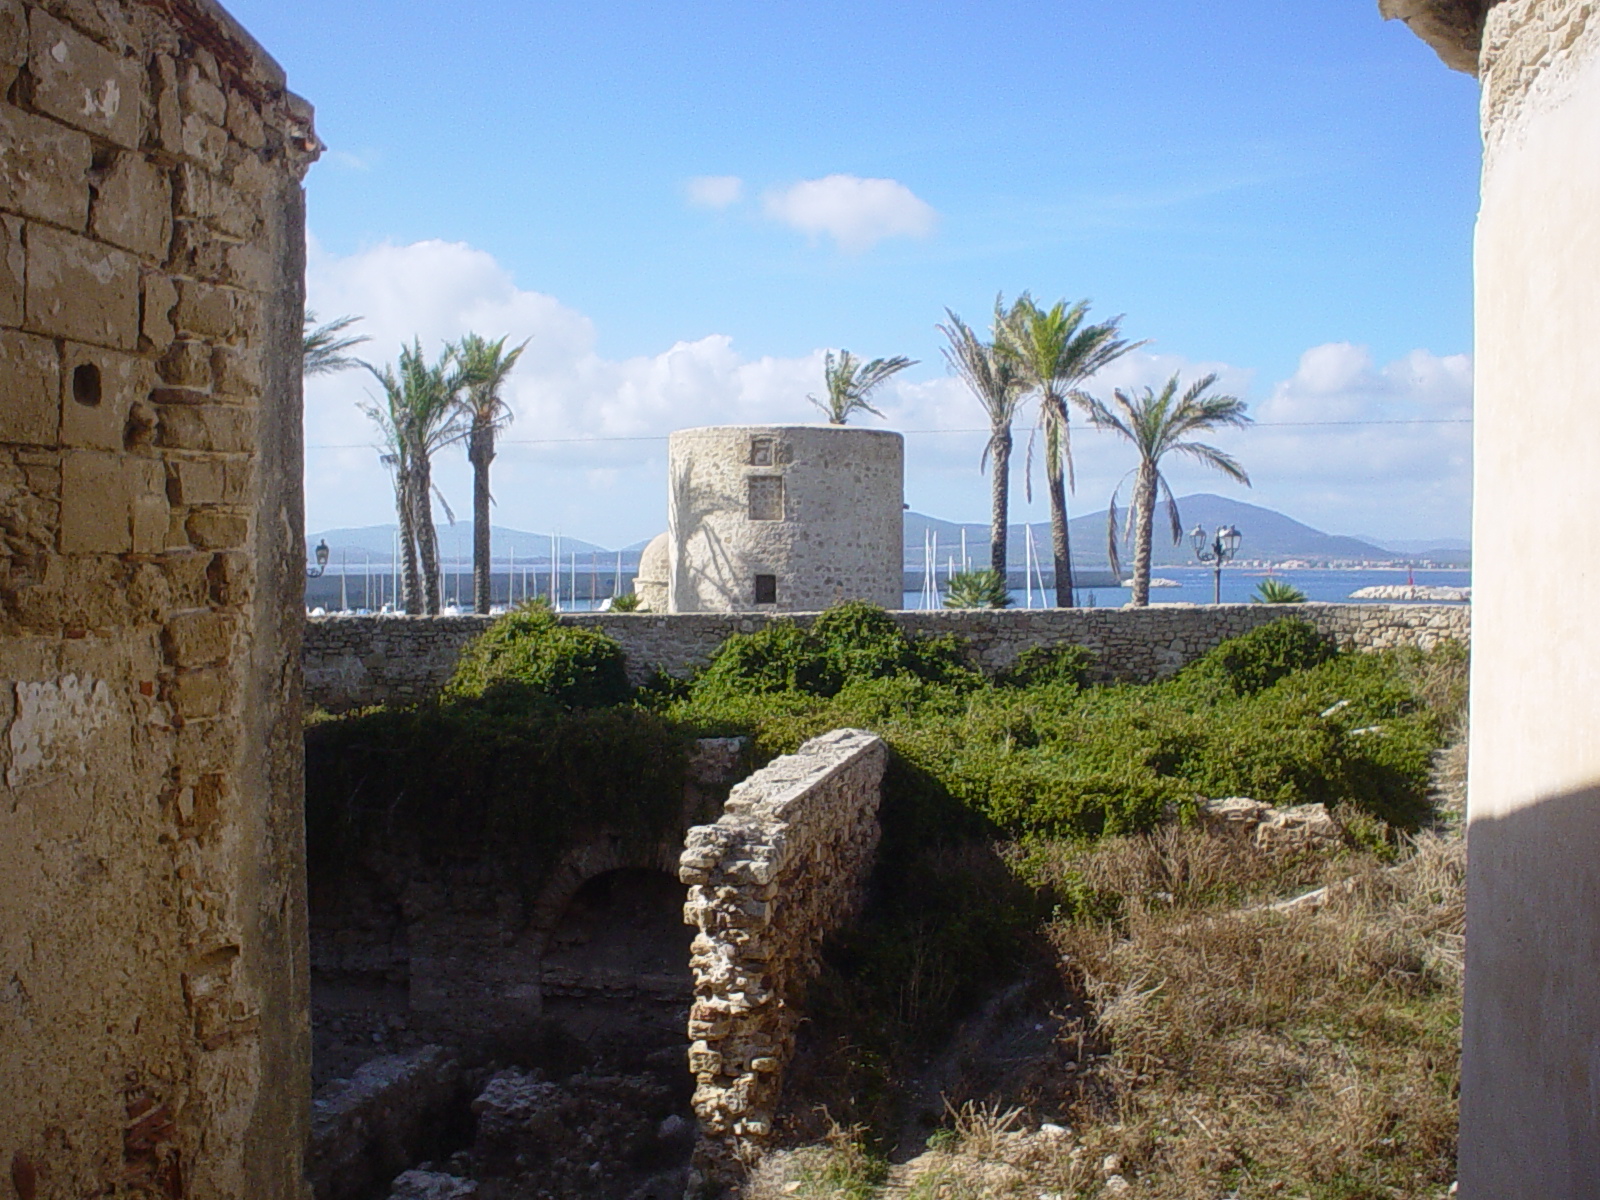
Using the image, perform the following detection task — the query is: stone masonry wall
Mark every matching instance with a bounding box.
[0,3,316,1197]
[678,729,888,1194]
[304,603,1471,711]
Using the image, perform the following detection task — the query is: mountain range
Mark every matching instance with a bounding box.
[308,494,1468,569]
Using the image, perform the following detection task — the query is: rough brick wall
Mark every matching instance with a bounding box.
[303,603,1471,711]
[0,2,316,1196]
[678,729,888,1192]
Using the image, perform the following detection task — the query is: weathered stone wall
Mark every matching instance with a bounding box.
[678,729,888,1192]
[0,2,316,1196]
[667,424,904,613]
[304,603,1471,710]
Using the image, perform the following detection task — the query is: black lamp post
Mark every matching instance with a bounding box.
[1191,523,1241,604]
[307,538,330,579]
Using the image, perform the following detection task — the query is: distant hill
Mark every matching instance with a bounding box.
[907,494,1463,567]
[307,524,618,564]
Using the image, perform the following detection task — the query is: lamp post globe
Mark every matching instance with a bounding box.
[1192,524,1242,604]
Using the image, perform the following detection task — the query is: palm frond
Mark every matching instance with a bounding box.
[304,311,370,377]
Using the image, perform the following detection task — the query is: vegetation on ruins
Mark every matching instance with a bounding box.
[1087,371,1252,607]
[454,333,530,614]
[810,350,918,424]
[941,568,1012,609]
[302,310,369,377]
[994,295,1144,606]
[937,309,1027,576]
[304,603,1467,1196]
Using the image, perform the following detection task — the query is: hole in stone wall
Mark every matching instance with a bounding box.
[72,363,102,407]
[754,574,777,604]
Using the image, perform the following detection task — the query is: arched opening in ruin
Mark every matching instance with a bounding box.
[540,867,695,1065]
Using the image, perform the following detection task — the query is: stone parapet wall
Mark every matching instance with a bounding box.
[678,729,888,1191]
[304,603,1470,711]
[0,2,316,1195]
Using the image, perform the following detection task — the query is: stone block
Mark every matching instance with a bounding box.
[211,346,262,396]
[157,340,213,388]
[0,0,24,95]
[180,70,227,125]
[24,224,138,349]
[185,508,248,550]
[59,340,150,451]
[207,551,251,606]
[59,448,161,553]
[0,328,60,446]
[180,113,228,171]
[168,667,225,719]
[174,163,256,240]
[89,152,173,259]
[225,90,265,150]
[172,280,237,340]
[157,404,253,454]
[0,215,22,326]
[0,101,92,229]
[163,610,237,667]
[167,458,225,506]
[140,272,178,351]
[27,9,143,148]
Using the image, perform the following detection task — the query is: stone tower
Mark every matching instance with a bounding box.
[665,424,903,613]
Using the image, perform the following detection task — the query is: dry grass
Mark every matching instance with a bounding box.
[1051,825,1463,1199]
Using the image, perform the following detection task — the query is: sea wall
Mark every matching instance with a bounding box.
[303,603,1470,710]
[678,729,888,1193]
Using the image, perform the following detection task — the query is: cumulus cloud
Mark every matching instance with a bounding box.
[685,175,744,209]
[761,174,938,253]
[303,238,1470,549]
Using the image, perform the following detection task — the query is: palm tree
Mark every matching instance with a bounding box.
[995,295,1142,606]
[938,310,1026,577]
[303,311,369,376]
[454,333,529,614]
[944,568,1012,609]
[1085,372,1252,607]
[362,341,466,614]
[1253,578,1306,603]
[809,349,916,424]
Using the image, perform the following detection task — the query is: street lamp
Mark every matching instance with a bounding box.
[307,538,330,578]
[1191,523,1241,604]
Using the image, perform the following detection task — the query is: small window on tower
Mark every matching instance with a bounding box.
[754,574,777,604]
[749,437,775,466]
[747,476,783,521]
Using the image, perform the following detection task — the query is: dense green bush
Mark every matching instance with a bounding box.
[444,601,632,710]
[1180,615,1338,696]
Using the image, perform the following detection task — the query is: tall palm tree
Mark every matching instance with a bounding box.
[938,309,1026,577]
[809,349,916,424]
[995,294,1143,606]
[1086,372,1252,607]
[303,311,369,376]
[361,341,466,614]
[454,333,529,614]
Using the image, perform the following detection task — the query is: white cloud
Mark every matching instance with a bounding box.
[303,238,1471,549]
[685,175,744,209]
[761,174,938,253]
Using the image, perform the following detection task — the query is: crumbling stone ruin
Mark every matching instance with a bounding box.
[679,729,888,1194]
[0,0,317,1193]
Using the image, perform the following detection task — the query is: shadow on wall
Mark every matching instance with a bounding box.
[1460,784,1600,1198]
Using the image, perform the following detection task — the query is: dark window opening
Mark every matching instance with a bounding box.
[754,574,777,604]
[72,363,102,407]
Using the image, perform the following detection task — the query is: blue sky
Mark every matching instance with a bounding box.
[228,1,1482,549]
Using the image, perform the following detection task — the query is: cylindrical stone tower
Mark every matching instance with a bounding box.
[666,425,904,612]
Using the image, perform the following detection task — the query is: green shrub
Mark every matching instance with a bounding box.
[997,643,1095,689]
[1182,616,1337,696]
[608,591,642,611]
[445,602,632,710]
[1252,578,1308,604]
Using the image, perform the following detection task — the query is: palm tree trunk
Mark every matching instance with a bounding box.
[1131,462,1158,607]
[1045,419,1074,606]
[394,465,423,614]
[470,423,494,614]
[414,456,441,614]
[989,428,1011,578]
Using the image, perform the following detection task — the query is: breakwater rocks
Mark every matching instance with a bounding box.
[679,729,888,1194]
[304,604,1471,712]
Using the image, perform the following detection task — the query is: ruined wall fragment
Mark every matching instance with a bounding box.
[0,1,317,1195]
[678,729,887,1192]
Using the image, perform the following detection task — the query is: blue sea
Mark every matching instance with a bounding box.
[900,566,1472,611]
